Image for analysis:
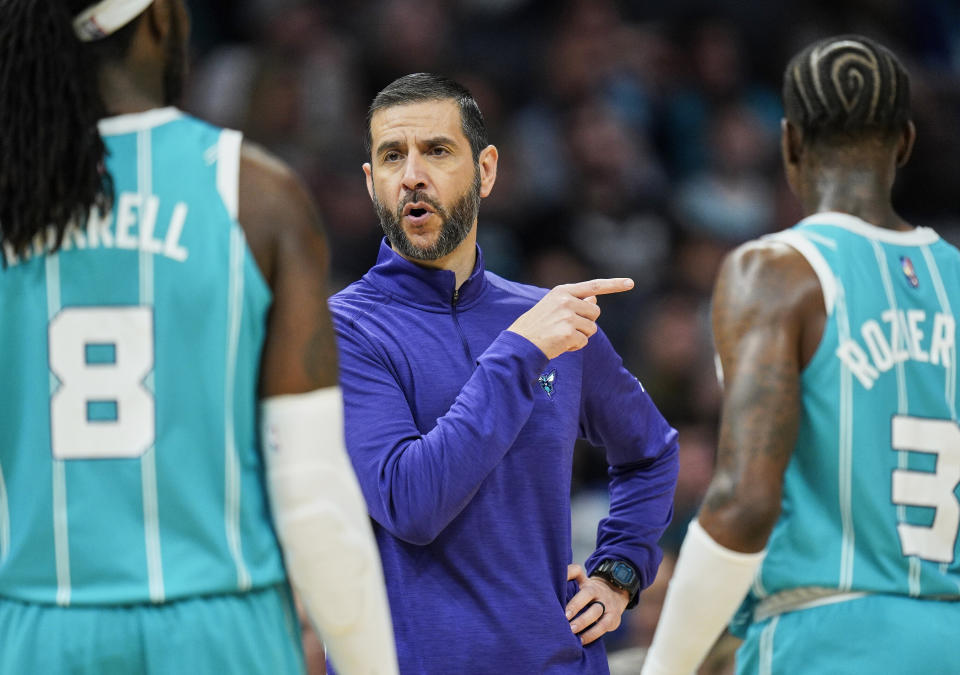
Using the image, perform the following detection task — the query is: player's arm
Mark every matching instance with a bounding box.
[703,238,826,549]
[238,142,398,675]
[641,240,825,675]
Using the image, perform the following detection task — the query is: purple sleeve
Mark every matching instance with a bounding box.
[578,329,679,589]
[337,326,550,545]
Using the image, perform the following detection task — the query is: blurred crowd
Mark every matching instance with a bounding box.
[181,0,960,662]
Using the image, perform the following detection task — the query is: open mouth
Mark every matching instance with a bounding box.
[402,201,436,219]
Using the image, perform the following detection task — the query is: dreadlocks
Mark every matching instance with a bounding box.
[783,35,911,145]
[0,1,139,261]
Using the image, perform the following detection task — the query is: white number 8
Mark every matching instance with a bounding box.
[48,306,155,460]
[891,415,960,564]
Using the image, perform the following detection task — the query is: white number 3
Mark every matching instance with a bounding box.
[48,306,155,460]
[891,415,960,564]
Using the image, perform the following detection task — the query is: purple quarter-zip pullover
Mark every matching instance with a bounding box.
[329,239,678,674]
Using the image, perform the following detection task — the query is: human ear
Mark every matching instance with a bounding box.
[478,145,498,198]
[896,120,916,168]
[363,163,375,201]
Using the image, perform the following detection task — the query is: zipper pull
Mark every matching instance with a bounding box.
[452,288,460,304]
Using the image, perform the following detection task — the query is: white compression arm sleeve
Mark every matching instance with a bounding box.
[262,387,398,675]
[641,519,765,675]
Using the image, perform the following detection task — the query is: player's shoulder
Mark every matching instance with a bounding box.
[177,109,225,133]
[720,233,815,283]
[715,231,824,321]
[237,140,317,234]
[239,141,300,192]
[148,109,228,146]
[160,112,284,178]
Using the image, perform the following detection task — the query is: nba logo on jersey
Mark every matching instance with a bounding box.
[900,255,920,288]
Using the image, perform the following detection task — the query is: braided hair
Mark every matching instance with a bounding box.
[0,1,139,261]
[782,35,911,144]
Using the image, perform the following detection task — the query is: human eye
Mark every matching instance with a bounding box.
[383,150,402,163]
[428,145,450,157]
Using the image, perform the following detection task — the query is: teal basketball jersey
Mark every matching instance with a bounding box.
[0,108,286,606]
[752,212,960,606]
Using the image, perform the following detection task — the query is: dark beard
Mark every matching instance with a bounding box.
[374,169,481,261]
[163,5,188,106]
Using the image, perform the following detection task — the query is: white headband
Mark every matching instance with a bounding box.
[73,0,155,42]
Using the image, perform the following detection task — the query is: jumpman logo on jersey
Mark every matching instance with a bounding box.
[538,369,557,397]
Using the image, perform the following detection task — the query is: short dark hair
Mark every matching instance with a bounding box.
[0,0,142,261]
[783,35,911,144]
[365,73,489,161]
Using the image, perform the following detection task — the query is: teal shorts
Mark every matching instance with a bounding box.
[0,583,305,674]
[737,593,960,675]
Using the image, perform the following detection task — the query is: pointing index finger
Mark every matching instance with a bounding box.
[565,278,634,299]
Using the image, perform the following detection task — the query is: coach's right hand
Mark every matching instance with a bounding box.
[507,278,634,360]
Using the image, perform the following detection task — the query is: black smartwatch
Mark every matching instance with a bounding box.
[592,559,641,609]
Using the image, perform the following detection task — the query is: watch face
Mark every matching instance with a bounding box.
[612,562,636,585]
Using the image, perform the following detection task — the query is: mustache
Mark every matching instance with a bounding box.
[397,190,444,217]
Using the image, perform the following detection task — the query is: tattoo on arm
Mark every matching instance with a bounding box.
[699,242,821,548]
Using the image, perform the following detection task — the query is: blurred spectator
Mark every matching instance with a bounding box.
[660,19,781,179]
[564,99,671,282]
[627,290,716,425]
[673,103,778,243]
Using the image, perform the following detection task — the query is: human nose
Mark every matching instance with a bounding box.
[400,151,429,192]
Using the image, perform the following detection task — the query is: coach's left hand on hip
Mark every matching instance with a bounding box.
[565,563,630,645]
